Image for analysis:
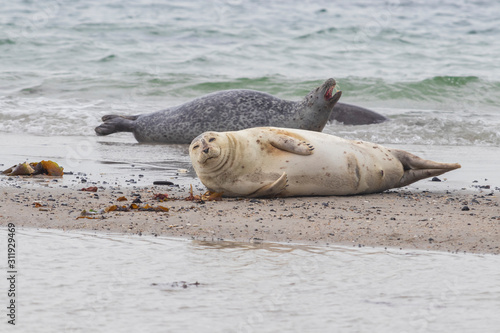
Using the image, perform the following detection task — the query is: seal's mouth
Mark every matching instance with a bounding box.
[324,84,342,103]
[199,155,215,165]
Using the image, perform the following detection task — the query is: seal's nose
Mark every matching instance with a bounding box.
[203,148,209,154]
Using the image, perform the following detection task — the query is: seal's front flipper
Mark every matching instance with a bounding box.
[95,116,136,136]
[248,172,288,198]
[269,135,314,155]
[390,149,461,187]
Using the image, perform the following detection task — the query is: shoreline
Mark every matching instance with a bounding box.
[1,182,499,254]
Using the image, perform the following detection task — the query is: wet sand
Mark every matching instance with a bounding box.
[1,182,499,254]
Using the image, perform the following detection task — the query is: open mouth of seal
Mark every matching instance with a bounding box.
[324,84,342,102]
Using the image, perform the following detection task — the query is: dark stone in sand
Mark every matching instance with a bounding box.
[153,181,175,186]
[431,177,441,182]
[461,205,470,211]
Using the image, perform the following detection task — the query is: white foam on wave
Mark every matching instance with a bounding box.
[0,96,146,137]
[1,96,499,147]
[325,107,500,147]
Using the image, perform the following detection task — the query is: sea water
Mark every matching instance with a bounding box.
[1,1,499,331]
[1,228,500,332]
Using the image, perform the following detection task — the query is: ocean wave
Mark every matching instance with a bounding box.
[324,108,500,147]
[335,76,500,106]
[0,97,109,137]
[1,92,498,147]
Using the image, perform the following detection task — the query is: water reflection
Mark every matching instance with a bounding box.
[2,228,500,333]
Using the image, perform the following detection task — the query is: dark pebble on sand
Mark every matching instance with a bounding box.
[249,199,262,203]
[461,205,470,211]
[153,181,174,186]
[431,177,441,182]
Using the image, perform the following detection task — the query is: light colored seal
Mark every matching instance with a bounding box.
[189,127,461,197]
[95,79,341,144]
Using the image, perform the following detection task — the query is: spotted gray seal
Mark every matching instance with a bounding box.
[189,127,461,197]
[95,79,342,144]
[331,103,387,125]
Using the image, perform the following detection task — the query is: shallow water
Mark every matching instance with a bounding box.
[1,228,499,332]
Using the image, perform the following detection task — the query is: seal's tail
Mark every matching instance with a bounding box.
[390,149,461,187]
[95,115,139,136]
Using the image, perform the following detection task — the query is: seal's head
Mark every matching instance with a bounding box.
[189,131,230,170]
[317,78,342,106]
[295,78,342,131]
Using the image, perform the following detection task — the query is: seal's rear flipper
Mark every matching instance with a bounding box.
[102,114,139,122]
[390,149,461,187]
[95,115,137,136]
[248,172,288,198]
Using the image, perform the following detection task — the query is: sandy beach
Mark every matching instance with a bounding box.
[1,179,498,254]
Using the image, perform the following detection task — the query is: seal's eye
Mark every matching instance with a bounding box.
[208,138,216,142]
[193,144,200,150]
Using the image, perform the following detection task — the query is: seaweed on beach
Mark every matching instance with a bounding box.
[184,185,223,202]
[73,186,221,220]
[2,160,64,176]
[152,187,223,203]
[152,193,169,201]
[103,203,169,213]
[80,186,98,192]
